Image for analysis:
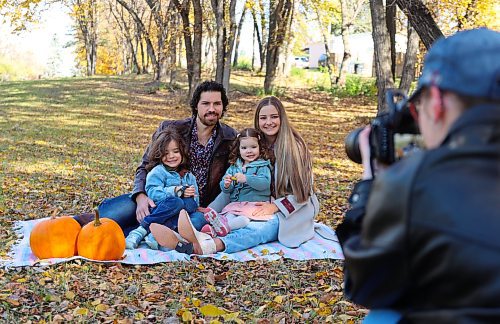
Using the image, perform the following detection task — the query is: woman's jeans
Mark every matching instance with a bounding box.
[220,216,279,253]
[98,193,206,236]
[209,192,279,253]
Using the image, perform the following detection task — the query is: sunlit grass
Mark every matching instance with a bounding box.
[0,73,378,321]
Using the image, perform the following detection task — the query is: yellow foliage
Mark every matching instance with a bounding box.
[431,0,500,34]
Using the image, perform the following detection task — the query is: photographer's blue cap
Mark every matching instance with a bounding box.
[409,28,500,102]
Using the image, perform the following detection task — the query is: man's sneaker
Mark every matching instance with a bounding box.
[125,226,147,249]
[203,208,230,237]
[200,224,217,238]
[145,232,159,250]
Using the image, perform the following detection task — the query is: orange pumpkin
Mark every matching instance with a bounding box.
[76,210,125,261]
[30,215,81,259]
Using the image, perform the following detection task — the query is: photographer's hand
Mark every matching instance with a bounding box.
[359,126,373,180]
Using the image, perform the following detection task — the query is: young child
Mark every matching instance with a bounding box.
[125,128,206,251]
[199,127,273,237]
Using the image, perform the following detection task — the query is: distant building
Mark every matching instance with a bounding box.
[303,32,409,77]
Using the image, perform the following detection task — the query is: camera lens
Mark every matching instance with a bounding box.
[344,127,364,164]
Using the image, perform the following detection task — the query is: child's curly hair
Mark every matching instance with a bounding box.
[145,127,189,172]
[228,128,270,164]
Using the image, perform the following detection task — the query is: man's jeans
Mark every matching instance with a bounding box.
[98,193,206,236]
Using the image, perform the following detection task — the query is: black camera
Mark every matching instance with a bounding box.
[345,89,422,165]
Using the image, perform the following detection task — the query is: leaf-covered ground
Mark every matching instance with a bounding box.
[0,72,376,322]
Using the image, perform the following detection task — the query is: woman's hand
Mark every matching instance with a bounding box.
[183,186,196,197]
[135,193,156,222]
[234,173,247,184]
[252,202,279,217]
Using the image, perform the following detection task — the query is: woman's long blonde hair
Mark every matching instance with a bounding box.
[254,96,313,203]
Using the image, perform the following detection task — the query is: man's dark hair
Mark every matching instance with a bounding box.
[190,80,229,117]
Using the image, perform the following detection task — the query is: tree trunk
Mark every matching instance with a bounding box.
[395,0,443,49]
[172,0,200,97]
[336,0,351,86]
[337,0,365,86]
[137,26,144,74]
[110,2,139,74]
[145,0,170,81]
[191,0,203,98]
[386,1,396,79]
[314,5,335,88]
[168,10,178,87]
[90,3,97,75]
[212,0,225,84]
[259,0,267,72]
[251,23,256,70]
[233,4,248,67]
[251,8,265,72]
[222,0,237,91]
[370,0,394,111]
[75,0,98,76]
[264,0,293,94]
[399,22,419,93]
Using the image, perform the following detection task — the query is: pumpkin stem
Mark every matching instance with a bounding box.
[94,209,102,227]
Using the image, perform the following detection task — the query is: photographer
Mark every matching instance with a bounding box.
[337,28,500,323]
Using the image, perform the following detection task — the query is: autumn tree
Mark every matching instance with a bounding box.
[308,0,340,88]
[144,0,172,81]
[249,0,268,72]
[395,0,442,49]
[212,0,238,91]
[115,0,160,79]
[336,0,367,86]
[399,22,419,93]
[264,0,294,94]
[232,2,248,67]
[108,1,141,74]
[72,0,99,76]
[428,0,500,33]
[172,0,203,98]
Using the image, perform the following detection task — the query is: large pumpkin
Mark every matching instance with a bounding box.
[30,215,81,259]
[76,210,125,261]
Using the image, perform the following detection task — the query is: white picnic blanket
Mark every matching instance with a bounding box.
[0,218,344,268]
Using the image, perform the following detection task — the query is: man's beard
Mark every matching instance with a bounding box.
[198,112,220,126]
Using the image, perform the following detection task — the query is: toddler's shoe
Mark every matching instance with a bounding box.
[145,232,159,250]
[203,208,230,237]
[178,211,217,255]
[125,226,147,249]
[200,224,217,238]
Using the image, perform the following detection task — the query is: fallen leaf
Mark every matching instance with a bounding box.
[74,307,89,316]
[254,304,267,316]
[199,304,227,317]
[182,310,193,322]
[95,303,109,312]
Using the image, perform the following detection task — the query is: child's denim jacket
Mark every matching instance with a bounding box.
[146,164,199,205]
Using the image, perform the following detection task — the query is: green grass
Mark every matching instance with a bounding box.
[0,74,375,322]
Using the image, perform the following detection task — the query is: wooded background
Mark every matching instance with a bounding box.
[0,0,498,107]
